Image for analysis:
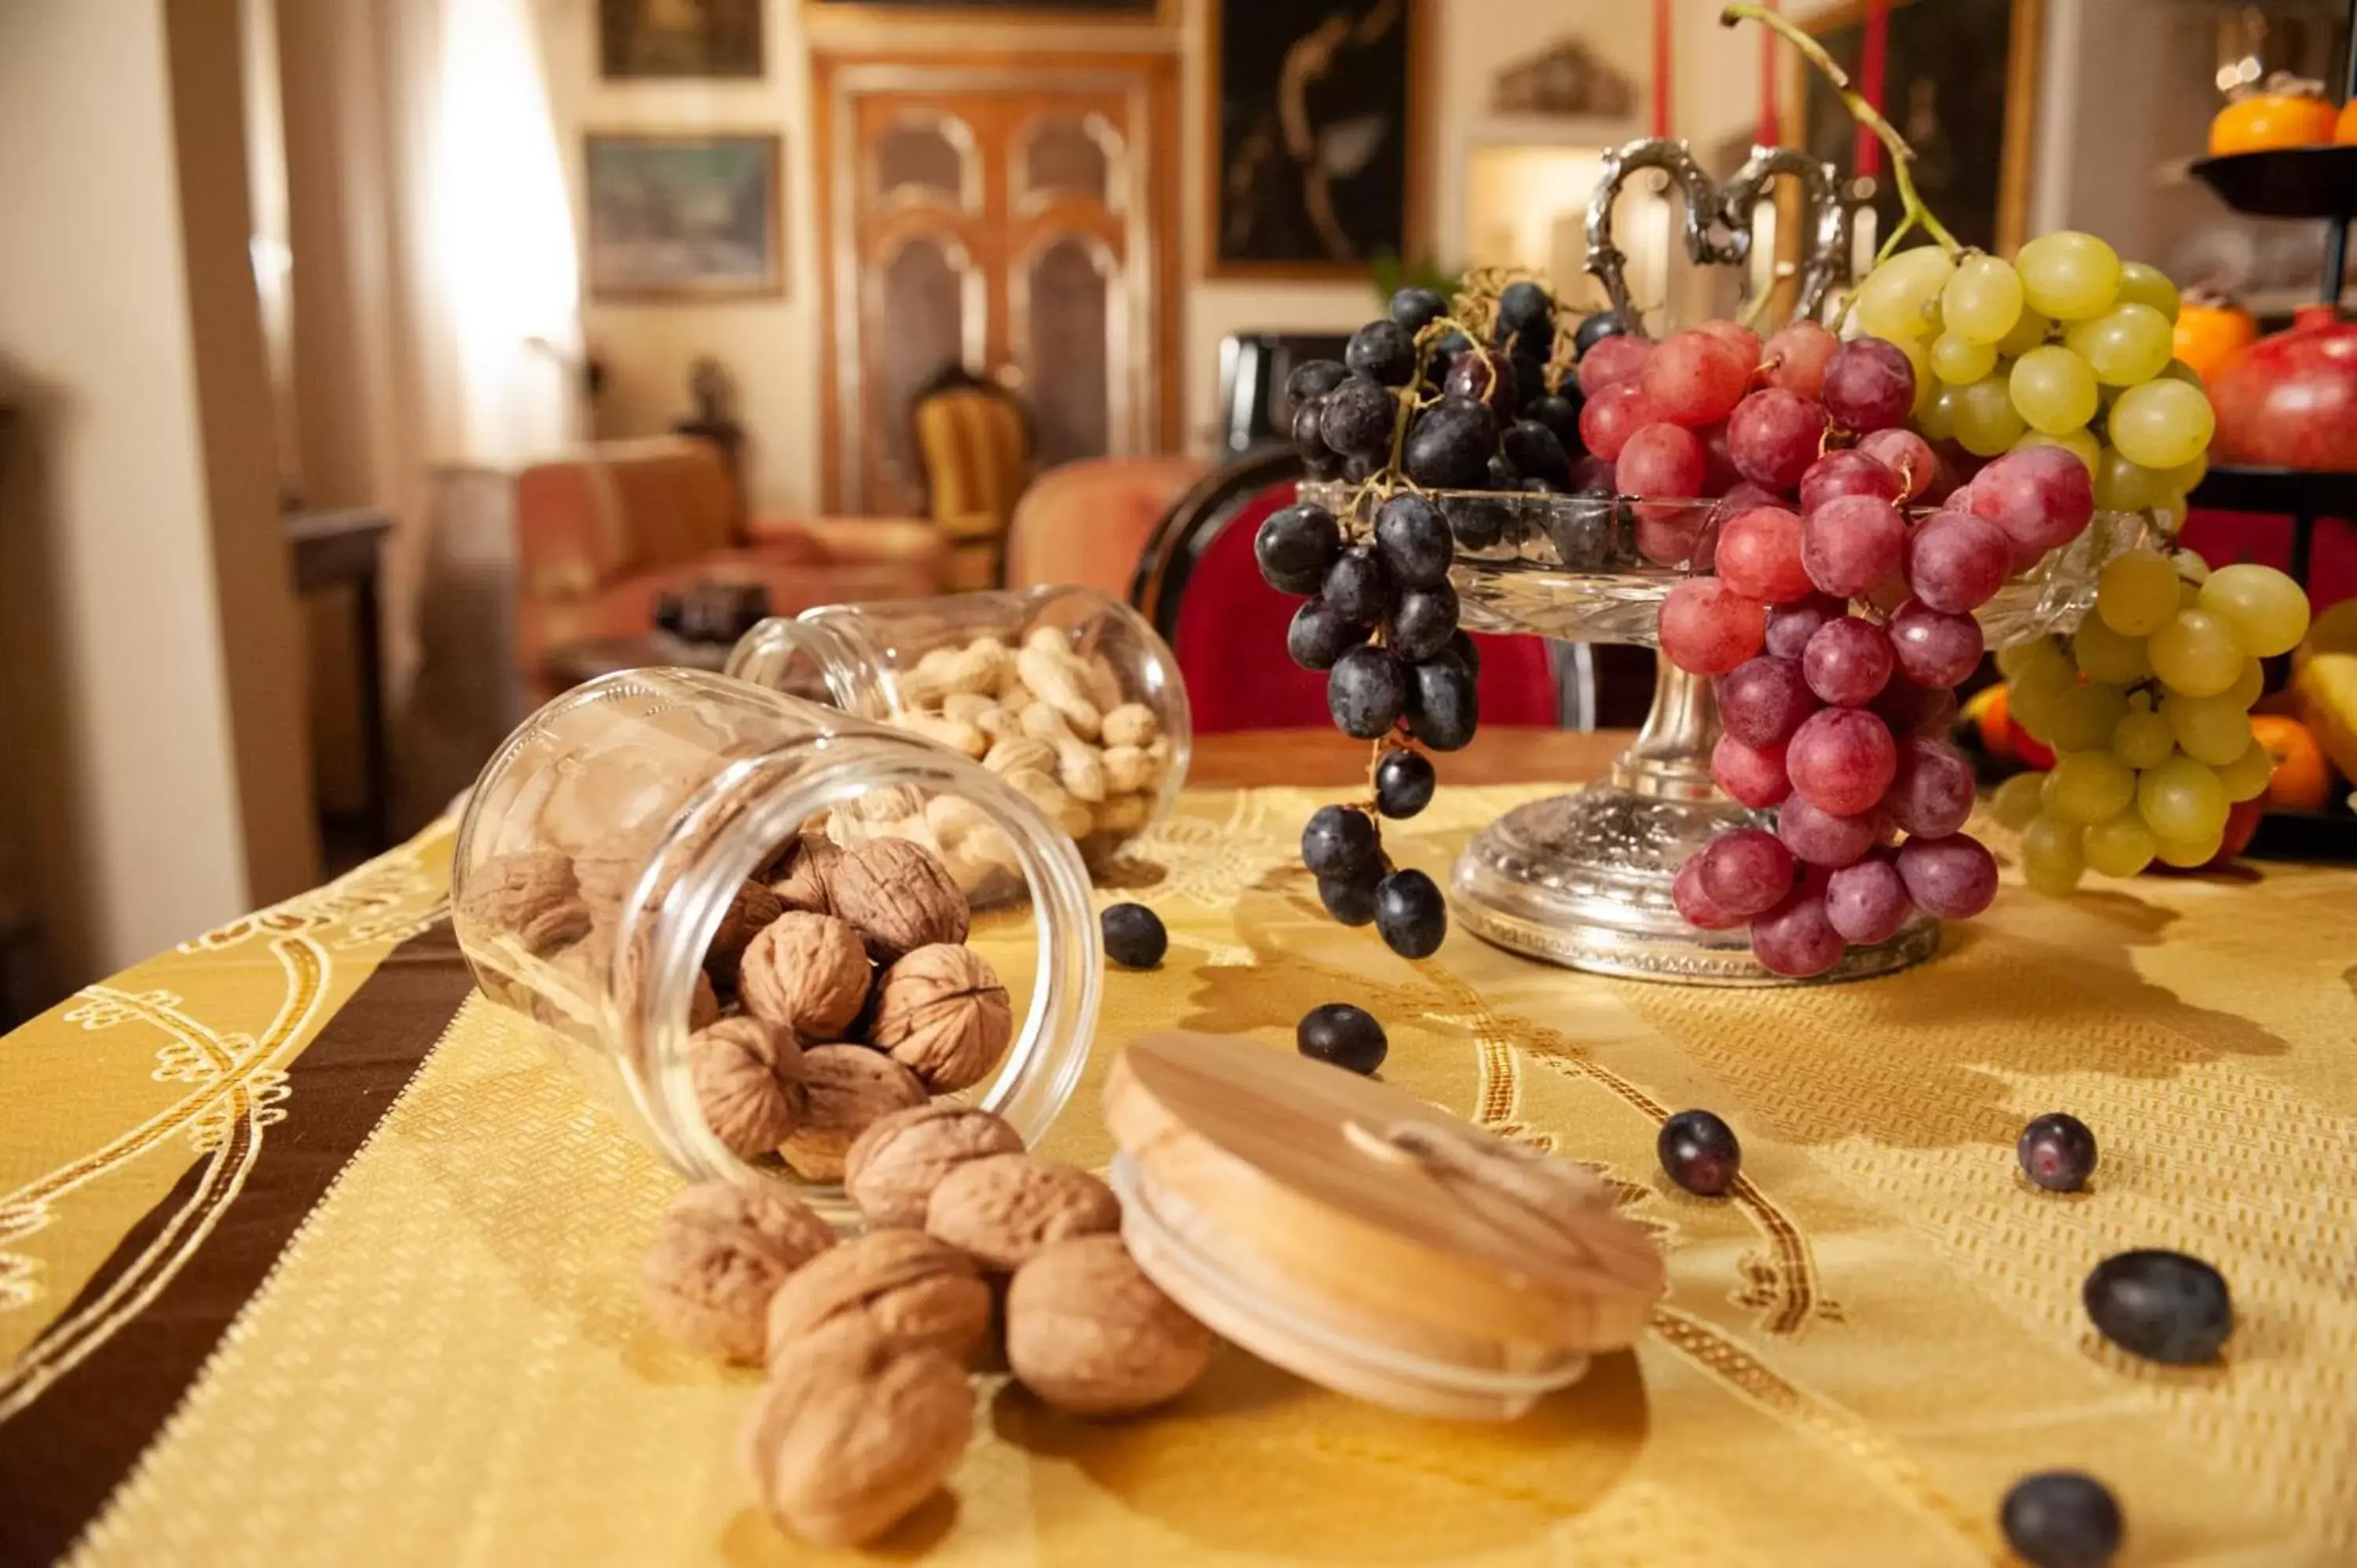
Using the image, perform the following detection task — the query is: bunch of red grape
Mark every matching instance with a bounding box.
[1644,323,2103,976]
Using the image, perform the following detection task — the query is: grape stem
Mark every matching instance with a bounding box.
[1718,3,1960,263]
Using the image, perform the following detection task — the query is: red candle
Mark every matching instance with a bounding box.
[1857,0,1890,178]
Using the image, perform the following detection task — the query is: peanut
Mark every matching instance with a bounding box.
[941,692,995,724]
[1082,654,1125,715]
[1102,745,1153,795]
[1016,648,1102,740]
[983,737,1058,778]
[893,712,988,760]
[1094,793,1151,835]
[1102,703,1159,749]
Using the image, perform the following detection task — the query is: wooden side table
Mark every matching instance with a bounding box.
[285,507,394,852]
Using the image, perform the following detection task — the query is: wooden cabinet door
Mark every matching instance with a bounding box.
[816,53,1177,515]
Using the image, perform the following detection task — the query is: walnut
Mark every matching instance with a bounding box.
[739,912,871,1039]
[870,945,1012,1093]
[705,879,785,986]
[640,1181,835,1364]
[765,1229,992,1369]
[781,1046,929,1182]
[830,838,970,961]
[460,850,592,955]
[689,970,720,1030]
[766,833,843,917]
[737,1318,972,1549]
[845,1103,1025,1228]
[687,1017,805,1158]
[1006,1234,1212,1416]
[924,1153,1120,1272]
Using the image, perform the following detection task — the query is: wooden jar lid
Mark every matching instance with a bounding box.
[1105,1032,1664,1418]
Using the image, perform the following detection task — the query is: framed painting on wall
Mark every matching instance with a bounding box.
[1208,0,1418,277]
[583,134,783,301]
[599,0,764,79]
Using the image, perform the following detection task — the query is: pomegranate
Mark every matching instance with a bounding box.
[2212,304,2357,471]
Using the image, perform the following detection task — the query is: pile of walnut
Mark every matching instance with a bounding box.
[880,628,1172,883]
[640,1101,1215,1549]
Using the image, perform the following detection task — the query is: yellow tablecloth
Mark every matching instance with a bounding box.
[4,785,2355,1566]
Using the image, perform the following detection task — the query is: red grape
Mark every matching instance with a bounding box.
[1802,616,1896,707]
[1569,455,1616,493]
[1885,735,1976,838]
[1887,599,1985,688]
[1658,579,1766,674]
[1858,428,1938,500]
[1787,707,1898,815]
[1697,827,1798,919]
[1967,448,2096,563]
[1712,733,1792,808]
[1802,495,1908,599]
[1821,339,1915,433]
[1798,449,1903,512]
[1635,513,1705,567]
[1579,382,1656,462]
[1698,422,1743,494]
[1720,480,1783,512]
[1717,655,1817,747]
[1750,892,1846,977]
[1727,389,1829,492]
[1824,854,1913,944]
[1761,321,1840,398]
[1618,422,1706,500]
[1868,675,1956,736]
[1895,833,1998,919]
[1902,510,2012,614]
[1642,330,1752,427]
[1699,318,1763,368]
[1714,506,1812,604]
[1776,796,1880,867]
[1672,856,1745,930]
[1765,594,1846,659]
[1578,335,1655,396]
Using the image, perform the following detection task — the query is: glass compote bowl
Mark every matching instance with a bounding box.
[1302,482,2155,985]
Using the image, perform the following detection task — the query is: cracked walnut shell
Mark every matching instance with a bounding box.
[460,850,592,955]
[738,1317,973,1549]
[830,837,969,961]
[871,944,1012,1094]
[781,1046,929,1182]
[765,1228,992,1369]
[924,1152,1120,1272]
[845,1103,1025,1228]
[687,1017,805,1159]
[1007,1233,1213,1416]
[640,1181,835,1365]
[740,912,871,1039]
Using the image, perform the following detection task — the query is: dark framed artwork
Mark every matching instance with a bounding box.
[583,134,783,301]
[1209,0,1417,277]
[1793,0,2044,256]
[599,0,764,80]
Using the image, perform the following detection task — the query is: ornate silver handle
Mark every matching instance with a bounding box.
[1584,137,1850,324]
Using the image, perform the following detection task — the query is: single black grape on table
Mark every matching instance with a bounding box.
[1328,645,1407,738]
[1285,598,1364,671]
[1297,1003,1387,1075]
[1321,545,1395,624]
[2000,1472,2123,1568]
[1387,286,1446,335]
[1373,494,1453,588]
[1345,320,1417,387]
[1373,869,1446,959]
[2017,1112,2097,1192]
[1388,584,1459,662]
[2082,1250,2233,1365]
[1319,376,1397,459]
[1100,903,1168,969]
[1375,749,1435,819]
[1300,804,1380,880]
[1254,504,1341,595]
[1658,1109,1741,1196]
[1317,871,1380,926]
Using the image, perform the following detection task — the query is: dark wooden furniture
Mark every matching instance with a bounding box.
[540,632,737,692]
[285,507,394,852]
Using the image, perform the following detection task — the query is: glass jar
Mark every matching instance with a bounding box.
[724,586,1191,873]
[450,669,1101,1227]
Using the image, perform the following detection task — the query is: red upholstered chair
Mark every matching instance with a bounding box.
[1131,454,1560,734]
[1003,455,1207,595]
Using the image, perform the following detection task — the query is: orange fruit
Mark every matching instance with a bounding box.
[2251,713,2332,811]
[2210,797,2266,866]
[2210,78,2338,155]
[1967,683,2055,770]
[2337,97,2357,143]
[2172,293,2258,387]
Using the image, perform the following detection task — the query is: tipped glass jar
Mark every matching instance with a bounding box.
[724,586,1191,877]
[450,669,1101,1228]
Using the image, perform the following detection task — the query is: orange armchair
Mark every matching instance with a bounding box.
[1003,456,1207,596]
[514,437,943,698]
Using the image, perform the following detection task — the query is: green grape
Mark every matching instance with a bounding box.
[2178,576,2204,610]
[1942,253,2025,345]
[2163,451,2209,496]
[1855,245,1956,339]
[1889,335,1937,417]
[2016,231,2122,321]
[2114,261,2181,322]
[1932,332,1998,384]
[2198,562,2312,658]
[2216,739,2275,803]
[2048,681,2130,752]
[2092,449,2167,513]
[2073,613,2152,683]
[2137,753,2231,841]
[2062,303,2175,386]
[2096,548,2181,636]
[2111,705,2176,769]
[1918,381,1961,441]
[2150,492,2191,537]
[2229,656,2265,710]
[1955,374,2029,456]
[2110,379,2216,470]
[1996,306,2053,358]
[1998,636,2073,683]
[2047,749,2137,824]
[2172,548,2211,585]
[2017,427,2100,474]
[2149,607,2245,697]
[2009,669,2073,742]
[2010,346,2100,434]
[2084,810,2160,877]
[2021,813,2088,895]
[2154,831,2225,868]
[2162,690,2256,766]
[2159,358,2206,388]
[1992,770,2049,830]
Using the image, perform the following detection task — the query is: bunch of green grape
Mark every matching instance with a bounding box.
[1990,548,2311,887]
[1846,233,2214,515]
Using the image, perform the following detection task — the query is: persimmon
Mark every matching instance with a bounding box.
[2251,713,2331,811]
